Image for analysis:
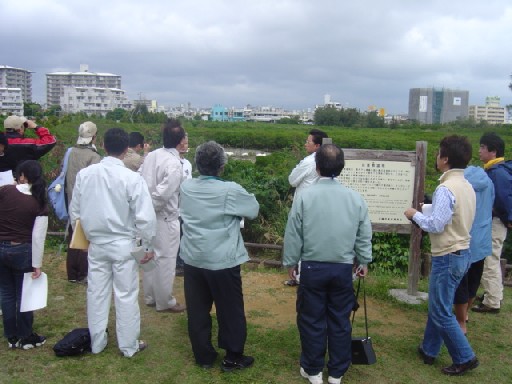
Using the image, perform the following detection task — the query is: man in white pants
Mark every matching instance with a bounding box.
[139,119,186,313]
[472,133,510,314]
[70,128,156,357]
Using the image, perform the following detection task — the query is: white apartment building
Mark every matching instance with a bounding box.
[0,88,24,115]
[61,87,132,116]
[468,96,506,125]
[46,64,122,107]
[0,65,33,102]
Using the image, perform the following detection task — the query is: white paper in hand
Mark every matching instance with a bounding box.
[20,272,48,312]
[131,247,156,272]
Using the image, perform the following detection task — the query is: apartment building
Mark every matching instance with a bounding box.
[46,64,121,107]
[61,86,132,116]
[408,88,469,124]
[0,88,24,115]
[469,96,506,125]
[0,65,33,102]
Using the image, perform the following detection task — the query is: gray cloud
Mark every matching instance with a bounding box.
[2,0,511,114]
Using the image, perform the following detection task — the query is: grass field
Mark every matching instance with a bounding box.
[1,244,511,384]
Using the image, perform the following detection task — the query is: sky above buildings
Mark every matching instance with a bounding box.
[2,0,512,114]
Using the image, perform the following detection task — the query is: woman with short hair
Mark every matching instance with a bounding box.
[179,141,259,371]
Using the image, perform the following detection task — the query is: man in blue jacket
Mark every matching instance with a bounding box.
[453,166,494,333]
[472,133,511,314]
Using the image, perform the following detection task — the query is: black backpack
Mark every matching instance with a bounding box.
[53,328,91,357]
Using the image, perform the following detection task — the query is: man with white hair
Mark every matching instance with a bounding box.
[65,122,101,283]
[3,115,56,169]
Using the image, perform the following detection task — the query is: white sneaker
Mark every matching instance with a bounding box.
[300,367,323,384]
[328,376,343,384]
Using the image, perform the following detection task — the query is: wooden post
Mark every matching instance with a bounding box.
[407,141,427,295]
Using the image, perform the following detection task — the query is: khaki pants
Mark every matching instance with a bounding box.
[481,217,507,309]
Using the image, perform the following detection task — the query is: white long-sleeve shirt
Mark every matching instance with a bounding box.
[288,152,318,198]
[139,147,183,220]
[69,156,156,250]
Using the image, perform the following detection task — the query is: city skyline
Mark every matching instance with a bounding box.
[2,1,512,114]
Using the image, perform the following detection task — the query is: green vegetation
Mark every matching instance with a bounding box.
[35,117,512,267]
[0,252,511,384]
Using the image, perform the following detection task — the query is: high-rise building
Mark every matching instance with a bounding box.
[468,96,506,125]
[0,88,24,115]
[61,86,132,116]
[46,64,121,107]
[408,88,469,124]
[0,65,33,103]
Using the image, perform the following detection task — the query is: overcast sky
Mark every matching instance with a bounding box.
[2,0,511,114]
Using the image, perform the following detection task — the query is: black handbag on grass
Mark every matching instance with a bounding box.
[351,277,377,365]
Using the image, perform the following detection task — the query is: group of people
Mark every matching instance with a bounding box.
[0,116,508,382]
[404,133,510,377]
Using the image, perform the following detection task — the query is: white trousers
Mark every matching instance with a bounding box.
[143,217,180,310]
[87,240,141,357]
[481,217,507,308]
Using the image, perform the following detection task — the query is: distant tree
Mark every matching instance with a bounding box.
[106,108,128,122]
[314,106,341,126]
[45,105,62,117]
[24,102,42,118]
[365,111,386,128]
[276,116,300,125]
[340,108,361,127]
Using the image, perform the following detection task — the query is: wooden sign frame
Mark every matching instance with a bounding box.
[342,141,427,295]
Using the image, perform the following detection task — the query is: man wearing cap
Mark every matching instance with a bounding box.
[65,122,101,283]
[3,115,56,168]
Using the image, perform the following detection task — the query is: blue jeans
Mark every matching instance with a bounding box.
[0,242,34,339]
[422,250,475,364]
[297,261,354,378]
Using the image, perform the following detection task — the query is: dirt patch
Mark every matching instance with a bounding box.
[237,271,421,337]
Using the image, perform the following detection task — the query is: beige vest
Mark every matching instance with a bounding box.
[429,169,475,256]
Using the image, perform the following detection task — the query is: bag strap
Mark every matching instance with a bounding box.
[56,148,73,255]
[351,277,370,339]
[60,148,73,177]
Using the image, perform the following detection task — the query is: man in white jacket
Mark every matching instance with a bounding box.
[286,129,328,286]
[288,129,328,199]
[70,128,156,357]
[139,119,187,313]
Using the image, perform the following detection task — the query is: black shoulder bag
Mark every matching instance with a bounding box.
[351,277,377,365]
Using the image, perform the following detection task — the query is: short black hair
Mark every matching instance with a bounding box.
[315,144,345,177]
[195,141,227,176]
[480,132,505,157]
[309,129,328,145]
[104,128,129,156]
[162,118,186,148]
[439,135,472,169]
[128,132,144,148]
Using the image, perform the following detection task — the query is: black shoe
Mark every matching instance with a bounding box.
[471,303,500,313]
[18,333,46,350]
[442,357,479,376]
[221,355,254,372]
[7,337,19,349]
[418,345,435,365]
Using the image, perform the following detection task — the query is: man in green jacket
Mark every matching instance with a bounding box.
[283,144,372,384]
